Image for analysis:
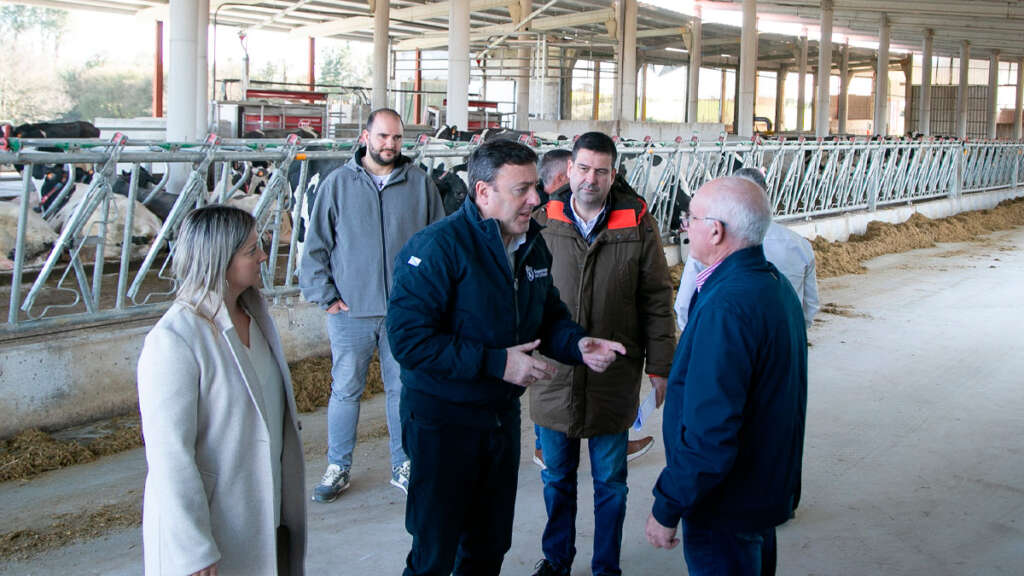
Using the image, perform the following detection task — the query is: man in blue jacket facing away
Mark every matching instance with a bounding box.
[646,177,807,576]
[387,140,625,576]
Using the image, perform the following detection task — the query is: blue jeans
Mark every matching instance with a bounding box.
[537,426,628,576]
[326,312,405,469]
[682,521,777,576]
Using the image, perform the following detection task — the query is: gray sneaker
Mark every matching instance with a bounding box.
[390,460,411,495]
[312,464,350,503]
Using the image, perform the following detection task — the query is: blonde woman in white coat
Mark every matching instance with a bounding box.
[138,205,306,575]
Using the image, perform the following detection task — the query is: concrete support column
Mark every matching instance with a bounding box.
[774,66,787,132]
[560,51,576,120]
[686,7,702,123]
[797,31,808,133]
[616,0,639,122]
[640,61,648,120]
[737,0,757,138]
[811,70,817,132]
[720,68,727,123]
[1015,57,1024,139]
[516,0,532,130]
[903,57,913,134]
[920,29,934,136]
[957,41,970,138]
[816,0,833,137]
[988,51,1000,139]
[447,0,470,130]
[168,0,199,141]
[372,0,389,110]
[838,42,849,134]
[195,0,209,137]
[874,14,890,136]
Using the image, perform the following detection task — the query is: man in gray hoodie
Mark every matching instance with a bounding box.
[300,108,445,502]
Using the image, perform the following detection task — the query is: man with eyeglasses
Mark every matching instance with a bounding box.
[646,176,807,576]
[674,167,820,333]
[529,131,676,576]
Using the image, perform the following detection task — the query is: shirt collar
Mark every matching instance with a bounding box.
[566,195,607,243]
[695,259,723,292]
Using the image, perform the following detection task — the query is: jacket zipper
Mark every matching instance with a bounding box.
[378,181,389,302]
[513,233,541,342]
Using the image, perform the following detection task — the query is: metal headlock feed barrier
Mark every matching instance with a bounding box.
[1,132,1022,333]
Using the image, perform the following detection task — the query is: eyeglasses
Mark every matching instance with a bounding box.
[680,213,725,230]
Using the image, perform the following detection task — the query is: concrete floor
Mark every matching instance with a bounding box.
[3,227,1024,575]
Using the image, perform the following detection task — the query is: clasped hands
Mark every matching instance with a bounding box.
[503,337,626,387]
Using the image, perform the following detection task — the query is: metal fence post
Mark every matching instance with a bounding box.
[8,168,33,325]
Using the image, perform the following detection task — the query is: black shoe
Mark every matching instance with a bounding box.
[532,558,570,576]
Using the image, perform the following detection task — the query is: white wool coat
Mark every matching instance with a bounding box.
[137,289,306,575]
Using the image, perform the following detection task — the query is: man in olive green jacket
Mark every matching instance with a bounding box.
[529,131,676,576]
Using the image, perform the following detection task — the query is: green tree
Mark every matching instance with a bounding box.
[60,59,152,121]
[0,6,70,123]
[0,5,66,39]
[318,44,369,88]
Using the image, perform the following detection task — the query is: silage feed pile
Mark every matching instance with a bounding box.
[813,196,1024,278]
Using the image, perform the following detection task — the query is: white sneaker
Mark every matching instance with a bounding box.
[312,464,350,503]
[391,460,411,495]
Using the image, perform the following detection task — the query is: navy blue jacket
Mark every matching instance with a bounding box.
[387,199,586,424]
[652,245,807,532]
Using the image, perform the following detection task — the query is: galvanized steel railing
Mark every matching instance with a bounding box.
[1,133,1022,333]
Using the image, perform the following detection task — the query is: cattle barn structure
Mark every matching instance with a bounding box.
[1,0,1024,574]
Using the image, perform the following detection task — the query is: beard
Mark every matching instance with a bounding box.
[368,143,398,167]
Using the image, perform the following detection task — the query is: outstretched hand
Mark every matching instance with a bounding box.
[504,339,555,387]
[578,337,626,373]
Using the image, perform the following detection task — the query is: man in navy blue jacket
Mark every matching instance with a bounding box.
[646,177,807,576]
[387,140,625,576]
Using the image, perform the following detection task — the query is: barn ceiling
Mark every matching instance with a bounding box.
[8,0,1024,71]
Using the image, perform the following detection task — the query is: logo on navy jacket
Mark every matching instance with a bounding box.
[525,265,549,282]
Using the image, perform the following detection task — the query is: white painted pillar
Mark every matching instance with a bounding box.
[1015,57,1024,139]
[617,0,639,122]
[373,0,389,110]
[797,31,808,133]
[447,0,470,130]
[920,28,933,136]
[816,0,833,137]
[838,42,850,134]
[957,41,970,138]
[988,50,1000,139]
[874,14,890,136]
[737,0,757,138]
[516,0,532,130]
[195,0,209,137]
[774,65,786,132]
[903,57,913,134]
[168,0,198,142]
[686,7,702,124]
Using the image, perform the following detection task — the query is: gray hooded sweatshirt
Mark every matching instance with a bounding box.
[299,148,444,317]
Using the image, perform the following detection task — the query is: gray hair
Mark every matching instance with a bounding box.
[174,205,257,307]
[732,166,768,192]
[704,177,772,248]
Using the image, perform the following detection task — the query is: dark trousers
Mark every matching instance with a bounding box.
[682,521,777,576]
[401,402,521,576]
